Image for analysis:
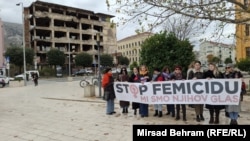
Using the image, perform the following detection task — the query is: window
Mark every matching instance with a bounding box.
[246,24,250,36]
[244,0,249,8]
[246,47,250,57]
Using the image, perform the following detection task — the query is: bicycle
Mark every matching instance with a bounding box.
[79,76,90,88]
[79,76,100,88]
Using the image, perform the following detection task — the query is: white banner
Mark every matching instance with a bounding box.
[114,79,241,105]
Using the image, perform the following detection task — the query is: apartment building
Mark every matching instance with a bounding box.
[235,0,250,61]
[24,1,116,69]
[199,41,236,66]
[117,32,153,65]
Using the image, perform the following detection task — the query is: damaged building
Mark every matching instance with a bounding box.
[23,1,116,70]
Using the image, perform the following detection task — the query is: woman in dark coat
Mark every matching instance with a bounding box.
[204,63,225,124]
[117,67,130,114]
[129,67,141,115]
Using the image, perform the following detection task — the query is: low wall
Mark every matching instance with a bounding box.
[9,81,25,87]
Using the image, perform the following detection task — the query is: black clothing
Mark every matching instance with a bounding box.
[129,73,141,110]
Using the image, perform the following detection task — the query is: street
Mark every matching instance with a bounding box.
[0,78,249,141]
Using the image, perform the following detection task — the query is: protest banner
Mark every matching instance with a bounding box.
[114,79,241,105]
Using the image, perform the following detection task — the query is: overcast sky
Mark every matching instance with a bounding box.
[0,0,235,50]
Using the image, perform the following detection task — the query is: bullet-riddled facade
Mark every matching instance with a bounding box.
[24,1,116,68]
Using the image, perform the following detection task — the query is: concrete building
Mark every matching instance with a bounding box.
[24,1,116,69]
[235,0,250,61]
[117,32,153,65]
[199,41,236,66]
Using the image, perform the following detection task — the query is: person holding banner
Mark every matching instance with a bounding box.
[152,68,165,117]
[139,65,151,118]
[204,63,225,124]
[117,67,130,114]
[171,65,187,121]
[129,67,141,116]
[224,64,242,125]
[162,66,175,117]
[102,67,116,115]
[188,60,205,122]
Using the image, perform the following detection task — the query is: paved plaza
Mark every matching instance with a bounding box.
[0,78,250,141]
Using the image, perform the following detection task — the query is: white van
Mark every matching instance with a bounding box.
[15,70,39,80]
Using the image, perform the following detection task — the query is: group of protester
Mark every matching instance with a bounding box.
[101,61,246,125]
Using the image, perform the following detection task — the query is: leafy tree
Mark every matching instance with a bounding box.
[224,57,233,64]
[212,56,221,65]
[118,56,130,66]
[75,52,93,68]
[129,61,139,71]
[5,47,34,73]
[140,32,195,73]
[100,54,113,67]
[237,58,250,72]
[207,54,214,63]
[47,49,65,66]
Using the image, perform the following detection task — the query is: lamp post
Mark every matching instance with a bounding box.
[16,2,27,86]
[96,33,101,98]
[68,42,71,76]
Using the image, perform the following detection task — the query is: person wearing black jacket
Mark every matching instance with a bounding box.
[204,63,225,124]
[188,60,205,122]
[129,67,141,115]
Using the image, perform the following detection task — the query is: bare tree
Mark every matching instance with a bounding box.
[163,15,202,41]
[107,0,248,40]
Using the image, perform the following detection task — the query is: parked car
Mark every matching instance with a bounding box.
[85,68,93,75]
[0,75,13,85]
[0,77,6,87]
[56,66,63,77]
[72,69,86,76]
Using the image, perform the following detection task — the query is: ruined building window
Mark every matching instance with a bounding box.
[246,47,250,57]
[244,0,249,7]
[245,24,250,36]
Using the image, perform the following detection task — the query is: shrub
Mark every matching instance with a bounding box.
[40,67,54,77]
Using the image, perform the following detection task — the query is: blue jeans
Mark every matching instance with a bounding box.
[229,112,238,120]
[154,104,163,111]
[106,99,114,114]
[140,103,148,116]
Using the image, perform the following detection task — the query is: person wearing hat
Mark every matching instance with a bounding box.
[102,67,116,115]
[152,67,165,117]
[171,65,187,121]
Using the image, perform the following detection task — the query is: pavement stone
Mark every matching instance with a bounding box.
[0,79,250,141]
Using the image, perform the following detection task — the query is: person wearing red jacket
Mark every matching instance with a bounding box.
[102,67,116,115]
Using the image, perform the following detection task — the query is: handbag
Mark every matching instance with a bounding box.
[103,91,110,101]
